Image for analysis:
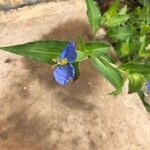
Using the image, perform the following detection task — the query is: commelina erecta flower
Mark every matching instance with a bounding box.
[143,81,150,96]
[146,82,150,93]
[53,42,77,85]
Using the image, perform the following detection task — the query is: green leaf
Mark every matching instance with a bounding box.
[143,100,150,111]
[121,38,130,56]
[104,15,129,27]
[107,26,134,41]
[0,41,67,65]
[76,51,88,62]
[77,35,85,51]
[137,90,150,112]
[128,73,144,94]
[138,36,146,55]
[146,7,150,25]
[85,41,110,57]
[85,0,101,33]
[144,0,150,6]
[105,0,120,19]
[140,23,150,35]
[76,35,88,62]
[138,36,150,57]
[120,62,150,80]
[92,57,123,95]
[119,5,127,15]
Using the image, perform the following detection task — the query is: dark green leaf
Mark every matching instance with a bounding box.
[92,57,123,95]
[144,0,150,6]
[143,100,150,111]
[85,0,101,33]
[0,41,67,65]
[138,90,150,112]
[128,73,144,94]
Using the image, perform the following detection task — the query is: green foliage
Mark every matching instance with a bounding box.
[119,5,127,15]
[85,0,101,33]
[144,0,150,6]
[107,26,134,42]
[104,0,120,20]
[128,73,144,94]
[92,57,123,95]
[120,62,150,80]
[104,15,129,27]
[77,35,85,51]
[0,41,67,65]
[120,38,130,56]
[84,0,150,110]
[76,51,88,62]
[138,90,150,112]
[84,41,110,57]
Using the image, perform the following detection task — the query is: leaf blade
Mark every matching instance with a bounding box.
[105,0,120,19]
[92,57,123,95]
[86,0,101,33]
[120,62,150,80]
[104,15,129,27]
[85,41,110,57]
[0,41,67,65]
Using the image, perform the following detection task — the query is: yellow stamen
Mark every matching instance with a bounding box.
[58,58,68,65]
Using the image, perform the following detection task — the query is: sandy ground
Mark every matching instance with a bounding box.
[0,0,150,150]
[0,0,66,10]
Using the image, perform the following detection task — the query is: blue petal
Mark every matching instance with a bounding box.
[53,64,75,85]
[67,63,75,79]
[60,42,77,63]
[146,82,150,92]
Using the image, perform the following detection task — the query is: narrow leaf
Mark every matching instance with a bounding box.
[92,57,123,95]
[105,0,120,19]
[138,36,150,57]
[105,15,129,27]
[77,35,85,51]
[0,41,67,65]
[138,90,150,112]
[85,41,110,57]
[86,0,101,33]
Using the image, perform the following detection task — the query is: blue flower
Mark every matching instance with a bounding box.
[53,42,77,85]
[146,82,150,92]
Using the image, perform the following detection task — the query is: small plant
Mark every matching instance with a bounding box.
[0,0,150,111]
